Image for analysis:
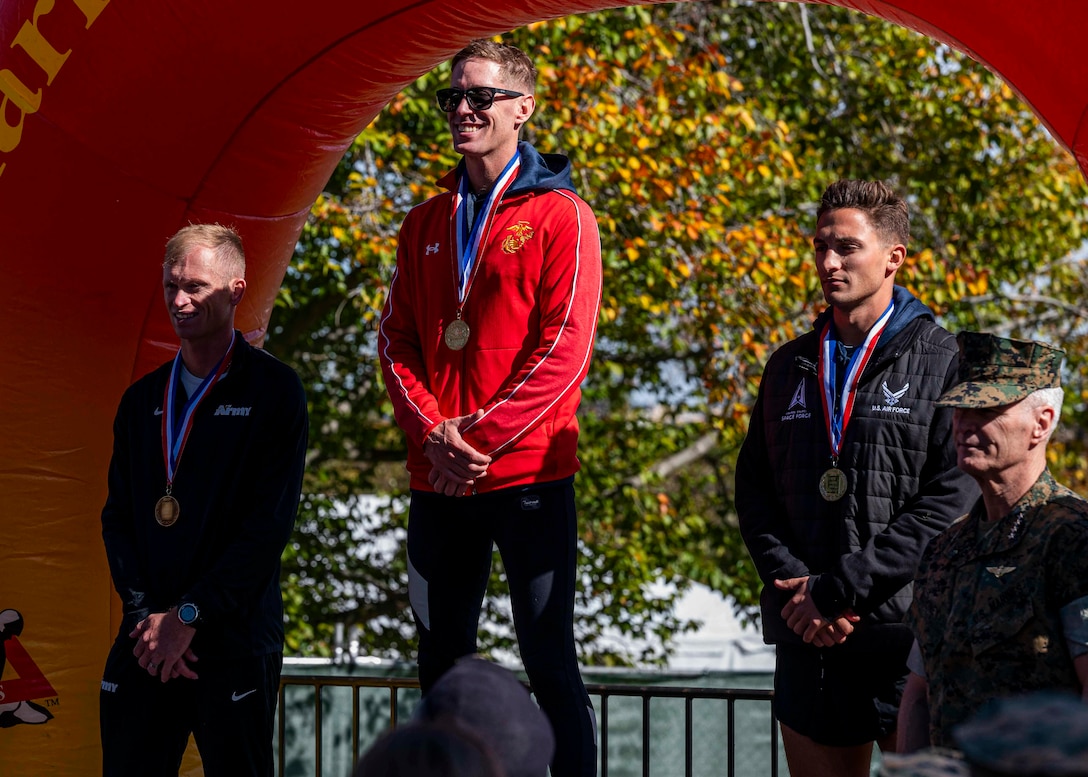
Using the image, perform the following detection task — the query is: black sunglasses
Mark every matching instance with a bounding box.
[436,86,524,112]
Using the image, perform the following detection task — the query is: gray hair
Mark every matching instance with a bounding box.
[1025,386,1064,440]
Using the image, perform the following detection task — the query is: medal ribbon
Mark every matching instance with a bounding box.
[818,300,894,462]
[453,150,521,304]
[161,331,237,490]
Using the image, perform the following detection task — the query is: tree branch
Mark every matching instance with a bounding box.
[624,430,720,489]
[959,293,1088,321]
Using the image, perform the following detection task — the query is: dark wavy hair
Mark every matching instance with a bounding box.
[817,179,909,246]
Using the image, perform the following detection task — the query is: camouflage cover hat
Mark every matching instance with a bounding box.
[880,749,970,777]
[953,691,1088,775]
[937,332,1064,408]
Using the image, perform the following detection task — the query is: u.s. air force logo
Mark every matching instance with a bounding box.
[780,378,811,421]
[872,381,912,415]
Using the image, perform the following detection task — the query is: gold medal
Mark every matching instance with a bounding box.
[444,319,470,351]
[155,494,180,527]
[819,468,848,502]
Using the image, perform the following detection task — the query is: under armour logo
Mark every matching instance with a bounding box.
[425,243,440,255]
[881,381,909,406]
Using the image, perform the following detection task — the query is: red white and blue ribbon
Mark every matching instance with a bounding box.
[818,301,894,463]
[453,150,521,303]
[161,331,236,490]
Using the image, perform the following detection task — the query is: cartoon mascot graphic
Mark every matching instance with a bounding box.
[0,609,55,727]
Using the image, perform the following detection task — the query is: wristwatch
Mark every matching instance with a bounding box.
[177,602,200,627]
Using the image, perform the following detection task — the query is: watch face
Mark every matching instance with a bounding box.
[178,603,198,625]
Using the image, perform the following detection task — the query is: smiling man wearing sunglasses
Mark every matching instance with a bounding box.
[379,39,602,777]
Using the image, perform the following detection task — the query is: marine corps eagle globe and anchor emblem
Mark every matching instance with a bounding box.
[502,220,535,253]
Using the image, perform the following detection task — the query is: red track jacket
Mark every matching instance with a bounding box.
[379,142,602,493]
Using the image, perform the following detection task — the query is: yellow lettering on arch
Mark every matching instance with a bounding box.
[0,69,41,153]
[15,0,72,85]
[0,0,113,177]
[71,0,110,27]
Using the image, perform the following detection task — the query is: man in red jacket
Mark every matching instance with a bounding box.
[378,39,602,777]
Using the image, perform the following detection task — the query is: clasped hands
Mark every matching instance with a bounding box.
[775,575,859,647]
[131,609,199,683]
[424,410,491,497]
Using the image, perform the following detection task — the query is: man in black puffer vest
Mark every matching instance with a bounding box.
[736,179,977,777]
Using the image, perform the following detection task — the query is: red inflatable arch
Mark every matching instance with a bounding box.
[0,1,1085,772]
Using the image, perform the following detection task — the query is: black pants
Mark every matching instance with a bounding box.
[100,636,281,776]
[407,477,597,777]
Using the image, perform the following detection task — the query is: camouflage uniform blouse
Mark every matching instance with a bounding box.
[907,470,1088,747]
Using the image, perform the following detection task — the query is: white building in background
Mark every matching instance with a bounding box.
[665,583,774,672]
[328,495,774,672]
[588,580,775,673]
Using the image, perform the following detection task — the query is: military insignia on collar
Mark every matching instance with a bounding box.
[501,220,535,254]
[1007,514,1025,541]
[986,566,1016,578]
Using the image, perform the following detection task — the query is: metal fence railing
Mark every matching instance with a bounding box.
[277,672,779,777]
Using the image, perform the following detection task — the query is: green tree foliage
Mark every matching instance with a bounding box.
[267,1,1088,664]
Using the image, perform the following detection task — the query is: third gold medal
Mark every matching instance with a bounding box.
[816,301,895,503]
[818,467,848,502]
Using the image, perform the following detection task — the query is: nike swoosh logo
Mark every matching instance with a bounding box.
[232,689,257,702]
[154,408,164,416]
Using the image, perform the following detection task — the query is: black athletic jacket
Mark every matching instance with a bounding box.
[736,287,978,649]
[101,335,307,658]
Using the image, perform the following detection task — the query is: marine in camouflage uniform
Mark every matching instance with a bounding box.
[899,332,1088,751]
[909,470,1088,746]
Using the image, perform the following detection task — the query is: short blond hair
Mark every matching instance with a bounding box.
[451,40,536,94]
[164,223,245,281]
